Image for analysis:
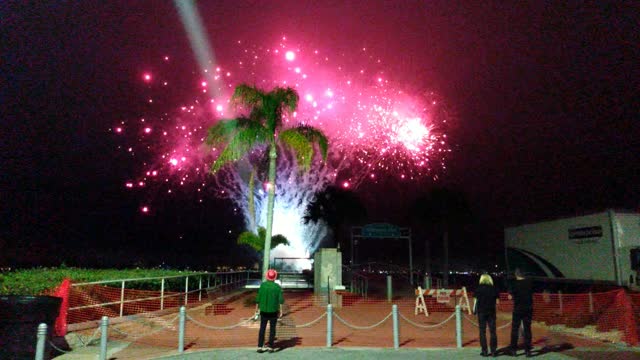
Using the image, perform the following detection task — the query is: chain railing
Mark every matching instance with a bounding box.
[334,311,392,330]
[36,302,481,359]
[400,311,456,329]
[463,313,512,330]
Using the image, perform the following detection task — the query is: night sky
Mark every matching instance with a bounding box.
[2,1,638,270]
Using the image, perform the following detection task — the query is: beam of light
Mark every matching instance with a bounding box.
[173,0,219,96]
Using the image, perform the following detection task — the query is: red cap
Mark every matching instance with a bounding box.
[266,269,278,281]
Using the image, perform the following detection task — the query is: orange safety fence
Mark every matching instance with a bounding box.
[490,289,638,346]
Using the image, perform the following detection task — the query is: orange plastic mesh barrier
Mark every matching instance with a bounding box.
[493,289,638,346]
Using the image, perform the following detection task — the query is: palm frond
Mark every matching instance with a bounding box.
[239,227,290,252]
[232,84,264,109]
[278,129,313,170]
[205,119,240,147]
[237,231,262,251]
[207,120,270,173]
[278,125,329,171]
[271,87,299,112]
[294,125,329,160]
[271,234,289,248]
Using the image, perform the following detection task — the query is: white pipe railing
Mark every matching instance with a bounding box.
[69,271,254,322]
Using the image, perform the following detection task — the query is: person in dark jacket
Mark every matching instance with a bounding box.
[474,273,499,357]
[508,268,534,357]
[256,269,284,353]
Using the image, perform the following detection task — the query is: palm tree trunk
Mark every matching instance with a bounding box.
[248,170,256,232]
[262,144,277,279]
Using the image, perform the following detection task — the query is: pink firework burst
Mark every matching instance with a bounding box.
[112,36,452,210]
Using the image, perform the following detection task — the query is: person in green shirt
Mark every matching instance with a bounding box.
[256,269,284,353]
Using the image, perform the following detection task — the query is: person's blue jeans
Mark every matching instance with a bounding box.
[258,311,278,347]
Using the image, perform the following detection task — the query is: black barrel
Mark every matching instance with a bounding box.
[0,295,62,360]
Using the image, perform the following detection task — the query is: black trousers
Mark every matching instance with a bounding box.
[478,312,497,353]
[510,310,532,350]
[258,311,278,347]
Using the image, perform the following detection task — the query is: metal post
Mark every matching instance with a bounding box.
[160,278,165,310]
[178,306,186,353]
[408,233,413,285]
[199,276,202,302]
[387,275,392,302]
[326,304,333,347]
[558,290,563,315]
[455,305,462,348]
[100,316,109,360]
[589,291,594,313]
[119,281,125,317]
[365,278,369,299]
[392,304,399,349]
[424,275,431,289]
[184,276,189,305]
[35,323,47,360]
[350,229,354,265]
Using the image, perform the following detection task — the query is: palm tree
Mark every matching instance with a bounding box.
[205,84,328,279]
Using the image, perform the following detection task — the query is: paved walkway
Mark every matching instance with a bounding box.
[54,344,640,360]
[157,347,640,360]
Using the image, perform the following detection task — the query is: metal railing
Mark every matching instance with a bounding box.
[69,271,254,324]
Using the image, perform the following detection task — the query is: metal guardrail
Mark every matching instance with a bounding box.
[70,270,256,320]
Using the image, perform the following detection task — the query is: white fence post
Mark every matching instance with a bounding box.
[184,276,189,305]
[160,278,165,310]
[119,281,126,317]
[392,304,399,349]
[178,306,186,353]
[326,304,333,347]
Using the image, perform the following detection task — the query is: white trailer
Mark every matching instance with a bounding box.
[505,210,640,287]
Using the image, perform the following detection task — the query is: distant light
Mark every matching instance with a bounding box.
[294,67,301,73]
[141,206,149,213]
[285,51,295,61]
[201,81,207,87]
[169,158,178,166]
[305,94,313,102]
[125,182,133,188]
[144,127,152,134]
[143,73,152,82]
[115,127,123,133]
[216,104,223,112]
[342,181,350,188]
